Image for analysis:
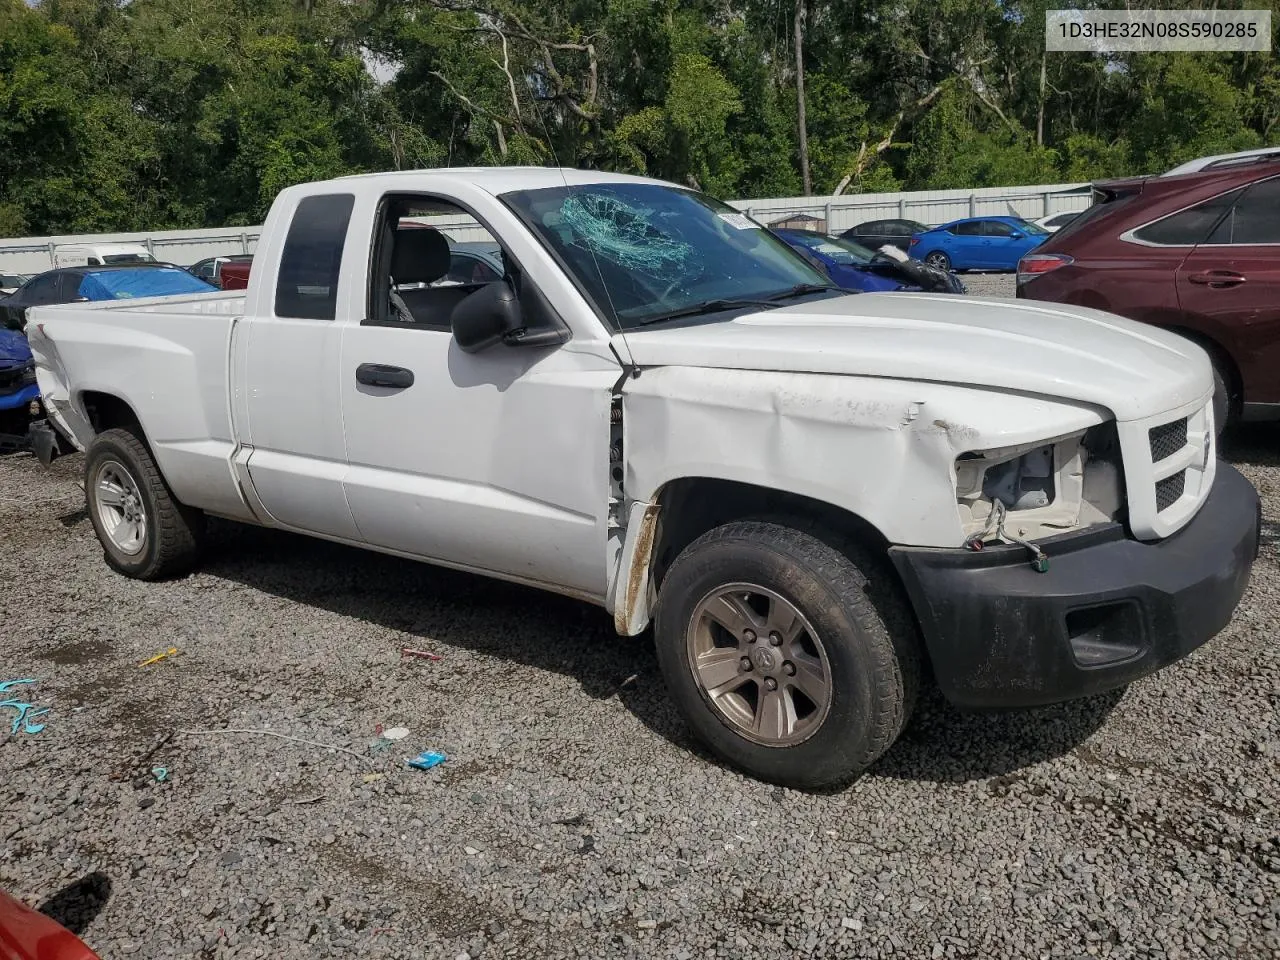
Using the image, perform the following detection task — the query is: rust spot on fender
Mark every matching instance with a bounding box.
[616,504,660,635]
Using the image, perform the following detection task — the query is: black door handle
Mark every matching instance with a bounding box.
[355,363,414,389]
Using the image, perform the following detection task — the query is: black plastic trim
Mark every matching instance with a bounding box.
[889,463,1259,708]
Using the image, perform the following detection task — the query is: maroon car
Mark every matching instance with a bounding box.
[1015,157,1280,432]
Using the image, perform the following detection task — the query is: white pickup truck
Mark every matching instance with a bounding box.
[27,168,1260,788]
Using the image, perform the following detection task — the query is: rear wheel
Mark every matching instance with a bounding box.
[924,251,951,271]
[85,427,205,580]
[653,520,920,789]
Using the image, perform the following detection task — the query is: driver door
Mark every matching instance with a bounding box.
[337,195,619,599]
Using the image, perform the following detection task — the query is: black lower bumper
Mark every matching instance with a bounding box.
[889,463,1260,708]
[27,418,62,466]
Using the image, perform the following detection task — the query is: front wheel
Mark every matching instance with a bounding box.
[653,520,920,789]
[85,427,205,580]
[923,251,951,271]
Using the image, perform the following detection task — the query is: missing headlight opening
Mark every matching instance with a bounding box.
[956,423,1125,545]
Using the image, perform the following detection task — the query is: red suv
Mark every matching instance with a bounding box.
[1016,157,1280,432]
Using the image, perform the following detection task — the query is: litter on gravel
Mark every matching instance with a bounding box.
[406,750,447,771]
[177,727,373,766]
[139,646,179,667]
[401,647,442,661]
[0,677,49,736]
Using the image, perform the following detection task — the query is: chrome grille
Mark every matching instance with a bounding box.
[1149,418,1188,463]
[1155,471,1186,512]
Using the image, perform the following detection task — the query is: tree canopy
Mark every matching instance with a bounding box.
[2,0,1277,235]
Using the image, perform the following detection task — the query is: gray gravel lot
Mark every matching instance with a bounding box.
[958,273,1016,299]
[2,273,1277,959]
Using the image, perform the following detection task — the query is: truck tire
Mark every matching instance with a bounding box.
[653,520,920,788]
[84,427,205,580]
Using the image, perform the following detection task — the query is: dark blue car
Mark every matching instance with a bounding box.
[908,216,1048,272]
[772,229,912,292]
[772,228,966,294]
[0,328,38,449]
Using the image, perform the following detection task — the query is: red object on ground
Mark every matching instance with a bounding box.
[0,888,102,960]
[401,647,442,661]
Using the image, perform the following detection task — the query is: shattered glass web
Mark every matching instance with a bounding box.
[558,193,697,279]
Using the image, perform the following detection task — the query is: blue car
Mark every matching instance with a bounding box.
[908,216,1049,272]
[772,229,912,292]
[0,328,38,449]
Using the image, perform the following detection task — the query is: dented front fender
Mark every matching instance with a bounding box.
[622,367,1107,549]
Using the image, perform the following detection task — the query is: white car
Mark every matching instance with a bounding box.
[1164,146,1280,176]
[1031,212,1081,233]
[0,273,32,297]
[51,242,156,269]
[25,168,1259,788]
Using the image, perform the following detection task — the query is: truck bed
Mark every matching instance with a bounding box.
[28,290,253,521]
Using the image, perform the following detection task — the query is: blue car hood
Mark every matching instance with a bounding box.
[0,328,32,366]
[829,263,903,293]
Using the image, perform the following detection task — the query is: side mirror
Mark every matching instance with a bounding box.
[1009,232,1024,240]
[451,281,523,353]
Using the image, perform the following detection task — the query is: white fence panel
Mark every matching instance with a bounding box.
[0,179,1094,273]
[0,227,261,274]
[730,182,1092,233]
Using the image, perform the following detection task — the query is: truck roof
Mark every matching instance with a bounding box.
[328,166,685,195]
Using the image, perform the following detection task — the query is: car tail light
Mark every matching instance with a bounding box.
[1017,253,1074,284]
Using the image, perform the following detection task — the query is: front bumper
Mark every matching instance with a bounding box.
[889,463,1260,708]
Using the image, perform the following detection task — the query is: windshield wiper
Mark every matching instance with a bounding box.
[766,283,838,301]
[631,297,784,327]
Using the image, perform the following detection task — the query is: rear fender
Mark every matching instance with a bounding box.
[27,325,92,452]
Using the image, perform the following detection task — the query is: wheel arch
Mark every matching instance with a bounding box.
[1163,326,1241,410]
[613,476,896,636]
[79,390,146,439]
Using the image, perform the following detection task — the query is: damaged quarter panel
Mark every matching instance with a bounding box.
[622,366,1108,548]
[28,296,255,521]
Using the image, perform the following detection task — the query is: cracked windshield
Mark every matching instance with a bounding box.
[502,183,832,329]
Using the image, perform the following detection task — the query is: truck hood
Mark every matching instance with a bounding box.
[616,293,1210,422]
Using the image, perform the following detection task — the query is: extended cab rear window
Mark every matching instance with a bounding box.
[275,193,355,320]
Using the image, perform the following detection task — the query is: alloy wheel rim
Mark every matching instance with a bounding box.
[93,460,147,556]
[686,583,833,747]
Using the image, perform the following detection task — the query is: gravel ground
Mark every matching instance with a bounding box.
[958,273,1016,298]
[2,274,1277,959]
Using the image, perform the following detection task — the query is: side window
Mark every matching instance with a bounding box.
[983,221,1014,237]
[24,275,60,304]
[1205,178,1280,245]
[859,221,886,235]
[1131,189,1242,246]
[891,221,916,235]
[953,222,982,236]
[444,254,500,285]
[368,195,526,332]
[87,257,101,266]
[275,193,355,320]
